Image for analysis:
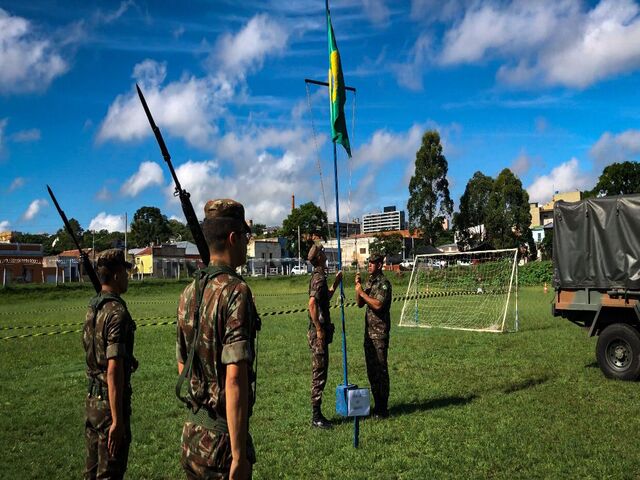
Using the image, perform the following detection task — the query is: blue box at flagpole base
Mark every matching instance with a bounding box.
[336,384,370,417]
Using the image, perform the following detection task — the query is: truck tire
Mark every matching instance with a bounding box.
[596,323,640,381]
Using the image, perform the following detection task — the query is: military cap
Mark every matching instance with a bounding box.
[307,243,325,262]
[96,248,132,269]
[204,198,251,233]
[368,253,385,264]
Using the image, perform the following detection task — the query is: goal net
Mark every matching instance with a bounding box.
[399,249,519,333]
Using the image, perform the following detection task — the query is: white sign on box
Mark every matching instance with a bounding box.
[347,388,370,417]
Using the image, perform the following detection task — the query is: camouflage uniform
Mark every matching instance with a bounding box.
[83,253,137,480]
[176,199,259,480]
[363,270,392,414]
[308,265,333,410]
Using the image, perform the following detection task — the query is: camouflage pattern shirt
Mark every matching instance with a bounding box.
[176,267,259,418]
[308,266,331,331]
[83,292,137,387]
[364,272,392,340]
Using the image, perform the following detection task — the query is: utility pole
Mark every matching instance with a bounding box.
[298,225,301,268]
[124,212,128,258]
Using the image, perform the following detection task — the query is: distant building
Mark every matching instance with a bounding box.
[0,231,14,243]
[362,206,406,234]
[530,190,582,228]
[129,244,194,279]
[247,238,281,261]
[323,229,421,267]
[45,248,100,283]
[0,242,44,285]
[327,221,361,237]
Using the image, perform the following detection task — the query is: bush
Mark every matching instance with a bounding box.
[518,260,553,286]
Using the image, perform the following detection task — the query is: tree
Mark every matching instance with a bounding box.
[369,233,403,257]
[540,229,553,260]
[453,171,494,250]
[591,161,640,197]
[280,202,328,260]
[407,130,453,246]
[485,169,535,255]
[49,218,84,254]
[251,223,267,237]
[129,206,171,248]
[168,219,194,243]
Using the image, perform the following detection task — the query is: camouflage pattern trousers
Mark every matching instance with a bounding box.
[84,396,131,480]
[308,329,329,408]
[364,335,389,412]
[181,421,256,479]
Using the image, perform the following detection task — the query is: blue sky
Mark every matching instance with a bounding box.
[1,0,640,234]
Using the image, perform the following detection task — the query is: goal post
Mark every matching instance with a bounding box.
[399,249,519,333]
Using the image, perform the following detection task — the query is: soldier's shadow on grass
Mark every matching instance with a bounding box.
[389,395,477,417]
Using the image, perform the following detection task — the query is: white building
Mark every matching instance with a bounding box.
[248,238,281,261]
[362,208,405,234]
[323,235,376,267]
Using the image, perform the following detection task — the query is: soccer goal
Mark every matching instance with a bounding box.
[399,249,519,333]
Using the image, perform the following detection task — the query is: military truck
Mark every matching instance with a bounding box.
[552,194,640,380]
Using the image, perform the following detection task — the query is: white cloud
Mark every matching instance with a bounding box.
[212,14,289,81]
[391,33,432,91]
[11,128,40,142]
[89,212,125,232]
[437,0,640,89]
[8,177,25,192]
[162,125,322,225]
[361,0,391,25]
[21,199,47,221]
[590,129,640,168]
[510,151,532,176]
[93,0,135,24]
[0,8,68,93]
[440,1,568,65]
[98,14,291,149]
[97,64,222,148]
[120,161,164,197]
[0,220,10,230]
[95,186,111,201]
[353,124,424,169]
[526,158,591,203]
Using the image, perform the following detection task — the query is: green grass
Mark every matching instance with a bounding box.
[1,274,639,479]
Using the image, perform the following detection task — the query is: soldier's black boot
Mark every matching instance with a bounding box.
[311,405,332,429]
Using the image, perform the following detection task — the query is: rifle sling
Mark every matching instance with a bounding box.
[175,265,241,410]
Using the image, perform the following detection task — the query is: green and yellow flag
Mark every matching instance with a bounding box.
[327,2,351,157]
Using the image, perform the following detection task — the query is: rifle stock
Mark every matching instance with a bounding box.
[46,185,101,293]
[135,84,210,264]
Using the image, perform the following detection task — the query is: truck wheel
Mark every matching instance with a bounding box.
[596,323,640,381]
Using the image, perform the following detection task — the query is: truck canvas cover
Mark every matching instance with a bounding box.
[553,194,640,289]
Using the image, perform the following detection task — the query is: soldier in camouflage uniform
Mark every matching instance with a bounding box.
[176,199,259,480]
[307,244,342,429]
[355,253,392,418]
[83,248,137,480]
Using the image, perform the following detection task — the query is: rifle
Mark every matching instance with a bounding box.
[135,84,210,265]
[46,185,101,293]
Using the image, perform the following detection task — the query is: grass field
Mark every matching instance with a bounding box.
[1,273,639,479]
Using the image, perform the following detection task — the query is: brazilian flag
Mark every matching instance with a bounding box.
[327,2,351,157]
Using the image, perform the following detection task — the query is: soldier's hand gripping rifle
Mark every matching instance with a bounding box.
[46,185,101,293]
[135,84,210,264]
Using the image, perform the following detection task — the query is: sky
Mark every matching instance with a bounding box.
[1,0,640,235]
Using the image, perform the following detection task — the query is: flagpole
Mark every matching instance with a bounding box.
[332,141,348,387]
[332,140,360,448]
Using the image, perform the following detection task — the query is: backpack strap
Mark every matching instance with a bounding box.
[176,265,240,410]
[87,293,127,383]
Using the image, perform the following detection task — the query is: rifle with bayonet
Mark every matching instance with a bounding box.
[46,185,101,293]
[135,84,210,265]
